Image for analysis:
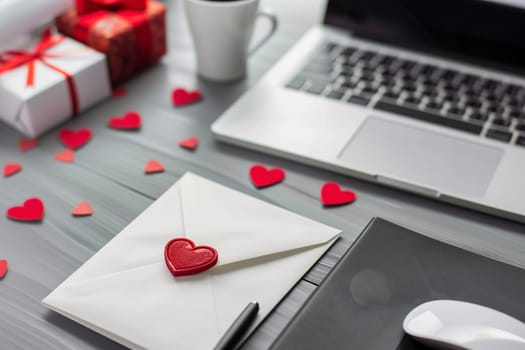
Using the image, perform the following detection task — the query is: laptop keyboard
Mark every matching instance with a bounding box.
[285,42,525,147]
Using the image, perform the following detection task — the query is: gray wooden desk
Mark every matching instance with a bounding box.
[1,1,525,349]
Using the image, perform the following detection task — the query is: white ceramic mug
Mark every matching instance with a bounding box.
[184,0,278,82]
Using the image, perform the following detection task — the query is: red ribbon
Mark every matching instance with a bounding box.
[76,0,147,15]
[0,29,79,115]
[73,0,153,72]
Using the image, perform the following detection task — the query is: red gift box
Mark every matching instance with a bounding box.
[56,0,166,86]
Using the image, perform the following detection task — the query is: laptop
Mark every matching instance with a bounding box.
[212,0,525,223]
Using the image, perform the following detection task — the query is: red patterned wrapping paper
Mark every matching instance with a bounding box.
[56,1,166,86]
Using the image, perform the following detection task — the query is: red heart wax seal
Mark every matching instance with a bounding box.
[321,182,357,206]
[55,149,75,163]
[72,201,93,217]
[108,111,141,130]
[19,138,38,152]
[0,260,7,279]
[58,128,92,149]
[172,88,202,107]
[165,238,218,277]
[249,164,286,189]
[7,197,45,222]
[144,159,164,174]
[3,163,22,177]
[179,136,199,150]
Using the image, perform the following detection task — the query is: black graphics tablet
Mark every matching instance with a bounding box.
[270,218,525,350]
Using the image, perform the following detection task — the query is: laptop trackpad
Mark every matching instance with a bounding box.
[338,117,503,197]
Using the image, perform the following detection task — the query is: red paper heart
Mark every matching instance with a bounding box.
[3,163,22,177]
[144,159,164,174]
[55,149,75,163]
[172,88,202,107]
[19,138,38,152]
[179,136,199,150]
[164,238,218,277]
[321,182,357,206]
[112,87,127,98]
[72,201,93,217]
[0,260,7,279]
[108,111,141,130]
[7,197,44,222]
[58,128,92,149]
[249,164,286,189]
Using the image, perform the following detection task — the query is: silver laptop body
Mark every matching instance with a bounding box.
[212,1,525,222]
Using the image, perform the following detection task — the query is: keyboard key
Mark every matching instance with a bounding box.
[401,83,417,93]
[484,93,499,102]
[442,94,461,103]
[360,51,376,61]
[486,128,512,143]
[447,106,466,118]
[383,90,401,101]
[469,111,489,122]
[340,79,359,89]
[305,83,326,95]
[515,121,525,132]
[325,42,339,51]
[465,99,483,109]
[516,135,525,146]
[400,60,416,70]
[403,95,422,105]
[326,90,345,100]
[361,85,378,95]
[492,117,511,128]
[374,99,483,134]
[286,77,306,90]
[504,84,524,97]
[341,47,356,57]
[425,100,443,111]
[348,95,371,106]
[485,104,505,115]
[508,109,524,119]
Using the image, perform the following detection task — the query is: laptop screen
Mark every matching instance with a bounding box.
[325,0,525,74]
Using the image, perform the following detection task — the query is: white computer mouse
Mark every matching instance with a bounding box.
[403,300,525,350]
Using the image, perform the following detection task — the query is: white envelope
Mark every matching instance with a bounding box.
[43,173,341,350]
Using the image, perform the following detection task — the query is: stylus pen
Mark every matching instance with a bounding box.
[214,301,259,350]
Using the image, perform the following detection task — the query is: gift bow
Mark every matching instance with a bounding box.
[0,29,79,115]
[76,0,147,15]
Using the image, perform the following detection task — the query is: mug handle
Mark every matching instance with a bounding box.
[249,9,278,54]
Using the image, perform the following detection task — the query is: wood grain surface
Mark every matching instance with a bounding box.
[1,1,525,349]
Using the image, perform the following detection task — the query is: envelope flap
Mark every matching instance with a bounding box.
[180,174,341,267]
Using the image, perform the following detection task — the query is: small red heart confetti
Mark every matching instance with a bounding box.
[321,182,357,206]
[172,88,202,107]
[7,197,44,222]
[164,238,218,277]
[0,260,7,279]
[58,128,92,149]
[55,149,75,163]
[179,136,199,150]
[249,164,286,189]
[3,163,22,177]
[144,159,164,174]
[112,87,127,98]
[72,201,93,217]
[19,138,38,152]
[108,111,141,130]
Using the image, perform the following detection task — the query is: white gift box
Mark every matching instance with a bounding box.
[0,30,110,138]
